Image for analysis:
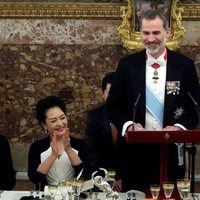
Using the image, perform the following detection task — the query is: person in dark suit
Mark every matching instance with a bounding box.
[106,9,200,192]
[0,135,16,190]
[85,72,122,191]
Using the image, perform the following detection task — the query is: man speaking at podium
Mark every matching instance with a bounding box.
[106,9,200,192]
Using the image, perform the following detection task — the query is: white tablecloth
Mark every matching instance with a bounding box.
[0,191,32,200]
[0,189,146,200]
[44,185,145,200]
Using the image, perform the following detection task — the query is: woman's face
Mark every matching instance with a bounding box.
[43,106,68,136]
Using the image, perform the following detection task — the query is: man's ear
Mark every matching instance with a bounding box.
[166,28,171,38]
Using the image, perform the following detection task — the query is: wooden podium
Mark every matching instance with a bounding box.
[126,130,200,192]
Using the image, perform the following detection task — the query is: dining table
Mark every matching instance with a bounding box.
[1,188,199,200]
[0,189,146,200]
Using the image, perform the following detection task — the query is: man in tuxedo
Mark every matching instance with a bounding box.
[106,9,200,192]
[85,72,122,191]
[0,135,16,190]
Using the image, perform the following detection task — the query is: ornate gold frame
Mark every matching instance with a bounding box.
[0,2,199,20]
[118,0,191,52]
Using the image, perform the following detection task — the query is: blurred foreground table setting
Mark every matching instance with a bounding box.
[0,169,197,200]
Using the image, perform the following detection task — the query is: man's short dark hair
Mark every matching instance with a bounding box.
[140,9,169,30]
[101,72,115,92]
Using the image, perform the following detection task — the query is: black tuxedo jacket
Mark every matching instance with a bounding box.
[85,104,118,177]
[106,48,200,192]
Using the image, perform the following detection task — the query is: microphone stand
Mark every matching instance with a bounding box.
[132,93,141,131]
[187,92,200,192]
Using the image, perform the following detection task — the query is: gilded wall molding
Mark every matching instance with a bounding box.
[0,3,124,19]
[181,4,200,21]
[0,2,199,20]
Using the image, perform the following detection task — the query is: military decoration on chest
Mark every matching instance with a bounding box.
[146,51,167,84]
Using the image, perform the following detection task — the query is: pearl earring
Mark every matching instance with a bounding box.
[44,129,48,135]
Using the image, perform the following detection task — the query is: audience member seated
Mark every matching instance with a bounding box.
[28,96,87,191]
[0,135,16,190]
[84,72,122,192]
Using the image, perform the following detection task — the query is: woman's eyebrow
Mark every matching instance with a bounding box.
[47,113,65,120]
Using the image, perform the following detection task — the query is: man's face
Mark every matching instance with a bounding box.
[141,17,171,58]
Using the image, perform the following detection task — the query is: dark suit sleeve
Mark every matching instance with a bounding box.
[84,111,101,174]
[0,136,16,190]
[106,58,133,133]
[173,58,200,129]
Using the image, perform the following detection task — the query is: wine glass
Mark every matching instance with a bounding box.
[66,178,75,200]
[150,184,160,199]
[48,183,58,200]
[107,169,116,189]
[163,182,174,199]
[177,179,191,200]
[73,179,84,200]
[58,181,68,200]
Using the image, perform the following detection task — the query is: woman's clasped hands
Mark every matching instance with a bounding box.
[51,127,71,159]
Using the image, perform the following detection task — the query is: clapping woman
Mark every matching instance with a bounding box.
[28,96,87,190]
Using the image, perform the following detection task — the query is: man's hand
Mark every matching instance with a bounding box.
[163,125,183,131]
[127,123,144,131]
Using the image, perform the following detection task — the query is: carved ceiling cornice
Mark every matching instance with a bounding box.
[0,2,199,20]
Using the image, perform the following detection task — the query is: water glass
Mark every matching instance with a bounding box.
[48,183,58,200]
[163,182,174,199]
[58,181,68,200]
[177,179,191,200]
[66,178,75,200]
[73,179,84,200]
[150,184,160,199]
[107,169,116,189]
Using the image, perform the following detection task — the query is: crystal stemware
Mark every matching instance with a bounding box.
[177,179,191,200]
[58,181,68,200]
[48,183,58,200]
[66,178,75,200]
[73,179,84,200]
[107,169,116,189]
[150,184,160,199]
[163,182,174,199]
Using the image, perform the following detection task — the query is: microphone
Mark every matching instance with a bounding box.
[187,92,200,192]
[132,93,141,131]
[188,92,200,122]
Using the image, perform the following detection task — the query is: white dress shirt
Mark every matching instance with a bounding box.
[122,49,167,135]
